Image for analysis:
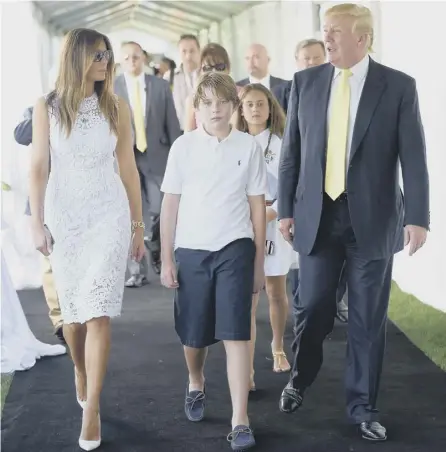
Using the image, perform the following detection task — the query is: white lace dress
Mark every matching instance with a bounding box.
[44,93,131,324]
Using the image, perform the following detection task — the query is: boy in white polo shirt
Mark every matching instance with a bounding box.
[160,72,267,451]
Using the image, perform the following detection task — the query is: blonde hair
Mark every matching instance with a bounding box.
[325,3,374,52]
[235,83,286,138]
[193,72,239,109]
[47,28,118,136]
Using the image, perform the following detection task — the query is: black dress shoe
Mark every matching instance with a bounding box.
[279,384,304,413]
[358,421,387,441]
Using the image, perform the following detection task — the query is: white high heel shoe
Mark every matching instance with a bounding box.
[74,369,87,409]
[78,413,101,451]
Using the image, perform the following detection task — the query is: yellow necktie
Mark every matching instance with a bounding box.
[132,79,147,152]
[325,69,352,200]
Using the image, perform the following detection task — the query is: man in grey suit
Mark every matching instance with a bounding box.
[277,4,429,441]
[114,41,181,287]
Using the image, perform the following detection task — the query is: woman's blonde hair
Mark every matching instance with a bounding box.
[325,3,374,52]
[235,84,286,138]
[47,28,118,136]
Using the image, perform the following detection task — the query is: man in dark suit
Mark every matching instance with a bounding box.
[277,3,429,442]
[236,43,286,91]
[273,38,326,114]
[114,41,181,287]
[275,38,349,323]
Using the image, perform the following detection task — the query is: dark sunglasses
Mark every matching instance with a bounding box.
[93,50,113,63]
[202,62,227,72]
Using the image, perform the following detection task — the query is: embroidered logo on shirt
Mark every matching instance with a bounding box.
[264,148,275,164]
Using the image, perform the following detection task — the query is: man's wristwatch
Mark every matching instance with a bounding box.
[131,220,145,231]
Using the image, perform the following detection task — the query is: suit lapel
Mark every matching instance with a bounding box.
[117,75,135,133]
[144,74,152,128]
[350,59,386,162]
[313,64,335,165]
[118,75,130,105]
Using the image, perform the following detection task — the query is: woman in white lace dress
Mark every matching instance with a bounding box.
[29,29,145,450]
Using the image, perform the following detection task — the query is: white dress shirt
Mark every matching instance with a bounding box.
[327,55,370,171]
[249,74,271,90]
[124,72,146,117]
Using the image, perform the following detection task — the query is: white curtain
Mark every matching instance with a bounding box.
[1,245,66,374]
[1,2,48,289]
[379,0,446,312]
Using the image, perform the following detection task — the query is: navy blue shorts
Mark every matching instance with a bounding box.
[174,238,256,348]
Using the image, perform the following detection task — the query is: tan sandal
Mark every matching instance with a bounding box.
[249,371,256,392]
[272,351,291,373]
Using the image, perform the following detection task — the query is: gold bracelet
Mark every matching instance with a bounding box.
[131,220,145,231]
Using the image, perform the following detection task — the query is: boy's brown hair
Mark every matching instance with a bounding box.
[193,72,239,109]
[235,83,286,138]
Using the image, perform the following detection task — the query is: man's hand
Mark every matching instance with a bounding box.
[404,225,427,256]
[279,218,294,244]
[161,259,179,289]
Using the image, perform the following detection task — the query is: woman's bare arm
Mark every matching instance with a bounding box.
[266,206,277,223]
[160,194,181,264]
[29,97,50,226]
[115,98,143,223]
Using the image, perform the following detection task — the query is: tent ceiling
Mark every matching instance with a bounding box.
[34,1,259,38]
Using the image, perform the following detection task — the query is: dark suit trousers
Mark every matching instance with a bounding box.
[290,193,393,424]
[291,261,347,334]
[128,149,164,277]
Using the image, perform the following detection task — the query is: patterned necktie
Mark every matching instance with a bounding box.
[132,79,147,152]
[325,69,352,200]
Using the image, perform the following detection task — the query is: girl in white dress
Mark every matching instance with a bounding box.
[29,29,145,450]
[236,83,297,390]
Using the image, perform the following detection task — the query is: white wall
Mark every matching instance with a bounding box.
[379,1,446,312]
[1,1,50,288]
[1,1,47,217]
[221,1,320,80]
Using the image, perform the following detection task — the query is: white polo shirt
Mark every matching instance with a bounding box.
[161,126,268,251]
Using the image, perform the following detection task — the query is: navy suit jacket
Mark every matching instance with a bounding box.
[278,58,430,260]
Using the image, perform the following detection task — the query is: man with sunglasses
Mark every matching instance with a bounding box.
[114,41,181,288]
